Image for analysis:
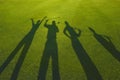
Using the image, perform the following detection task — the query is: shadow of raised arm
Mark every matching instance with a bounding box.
[63,27,71,38]
[44,19,49,28]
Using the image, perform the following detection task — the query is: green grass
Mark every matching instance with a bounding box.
[0,0,120,80]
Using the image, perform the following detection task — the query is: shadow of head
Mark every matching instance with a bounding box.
[65,21,69,26]
[52,20,60,25]
[52,21,56,25]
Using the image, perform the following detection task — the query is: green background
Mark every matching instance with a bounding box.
[0,0,120,80]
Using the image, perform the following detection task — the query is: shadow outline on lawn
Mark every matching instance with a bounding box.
[0,17,46,80]
[63,21,103,80]
[89,27,120,62]
[38,20,60,80]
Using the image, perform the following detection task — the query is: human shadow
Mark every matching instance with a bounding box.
[0,17,46,80]
[63,21,103,80]
[89,27,120,62]
[38,20,60,80]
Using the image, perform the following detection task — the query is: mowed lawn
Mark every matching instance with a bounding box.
[0,0,120,80]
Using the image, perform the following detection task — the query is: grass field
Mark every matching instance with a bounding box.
[0,0,120,80]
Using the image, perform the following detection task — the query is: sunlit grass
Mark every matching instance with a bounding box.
[0,0,120,80]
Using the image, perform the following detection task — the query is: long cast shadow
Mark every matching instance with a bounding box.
[89,27,120,62]
[0,17,46,80]
[63,21,103,80]
[38,20,60,80]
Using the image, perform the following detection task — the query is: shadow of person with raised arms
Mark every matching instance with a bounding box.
[89,27,120,62]
[63,21,102,80]
[0,16,46,80]
[38,19,60,80]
